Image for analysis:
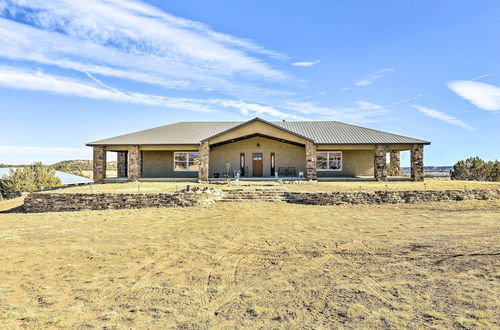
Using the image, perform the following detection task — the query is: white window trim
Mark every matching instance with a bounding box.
[173,151,200,172]
[316,151,343,171]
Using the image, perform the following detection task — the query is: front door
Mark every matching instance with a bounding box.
[252,153,263,177]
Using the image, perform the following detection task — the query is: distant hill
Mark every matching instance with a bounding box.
[0,160,117,178]
[401,166,452,173]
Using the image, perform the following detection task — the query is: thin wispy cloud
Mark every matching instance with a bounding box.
[447,80,500,111]
[355,68,395,86]
[384,94,423,107]
[0,65,307,120]
[0,66,217,112]
[0,0,403,125]
[470,73,492,81]
[292,60,320,67]
[412,105,476,131]
[282,100,389,123]
[0,0,290,99]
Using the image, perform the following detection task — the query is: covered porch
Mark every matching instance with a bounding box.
[92,142,425,183]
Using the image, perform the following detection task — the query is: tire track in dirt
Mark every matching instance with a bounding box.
[328,242,397,309]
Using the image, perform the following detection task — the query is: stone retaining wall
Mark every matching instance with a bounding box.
[23,188,500,212]
[24,190,219,213]
[287,189,500,205]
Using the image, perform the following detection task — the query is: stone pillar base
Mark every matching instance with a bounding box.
[411,144,424,182]
[388,150,401,176]
[117,151,128,178]
[305,141,317,181]
[199,141,210,181]
[93,146,106,184]
[128,146,141,181]
[374,145,387,181]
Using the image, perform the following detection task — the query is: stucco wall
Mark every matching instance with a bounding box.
[316,149,374,177]
[141,144,374,178]
[209,137,306,177]
[142,151,197,178]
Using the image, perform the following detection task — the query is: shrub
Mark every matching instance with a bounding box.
[0,179,22,200]
[450,157,500,182]
[1,162,62,197]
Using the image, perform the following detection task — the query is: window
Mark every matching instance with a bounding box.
[316,151,342,171]
[174,152,200,171]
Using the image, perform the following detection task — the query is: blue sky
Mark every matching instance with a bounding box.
[0,0,499,165]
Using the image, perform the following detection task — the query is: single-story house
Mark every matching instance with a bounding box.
[86,117,430,182]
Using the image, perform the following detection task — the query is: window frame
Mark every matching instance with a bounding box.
[173,151,200,172]
[316,151,343,171]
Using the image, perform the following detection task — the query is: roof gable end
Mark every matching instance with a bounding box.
[201,117,314,143]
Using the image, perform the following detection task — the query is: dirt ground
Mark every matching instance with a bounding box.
[0,200,499,328]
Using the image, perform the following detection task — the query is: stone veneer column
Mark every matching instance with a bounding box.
[128,146,141,181]
[374,145,387,181]
[387,150,401,176]
[93,146,106,183]
[305,141,317,181]
[117,151,128,178]
[198,141,210,182]
[411,144,424,182]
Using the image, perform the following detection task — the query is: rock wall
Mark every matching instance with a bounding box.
[23,188,499,212]
[24,190,219,213]
[287,189,500,205]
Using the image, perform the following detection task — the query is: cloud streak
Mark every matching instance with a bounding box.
[412,105,476,131]
[447,80,500,111]
[292,60,320,67]
[0,65,308,120]
[355,68,395,86]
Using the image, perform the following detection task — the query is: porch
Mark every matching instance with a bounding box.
[92,134,425,183]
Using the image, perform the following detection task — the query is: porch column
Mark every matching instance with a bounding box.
[93,146,106,183]
[374,145,387,181]
[411,144,424,182]
[305,141,317,181]
[198,141,210,182]
[117,151,128,178]
[387,150,401,176]
[128,146,141,181]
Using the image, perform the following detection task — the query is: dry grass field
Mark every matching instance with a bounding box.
[54,178,500,194]
[0,200,499,328]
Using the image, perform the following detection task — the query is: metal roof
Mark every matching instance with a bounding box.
[87,117,430,146]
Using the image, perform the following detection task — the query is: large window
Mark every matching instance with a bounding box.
[316,151,342,171]
[174,152,200,171]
